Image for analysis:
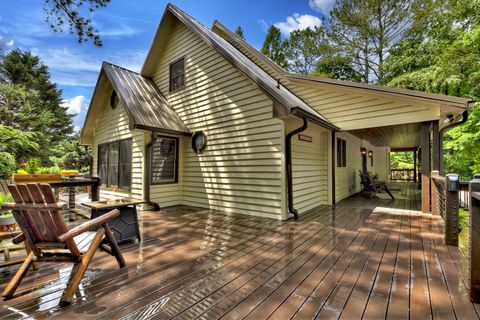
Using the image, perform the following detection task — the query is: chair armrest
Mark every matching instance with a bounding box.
[12,233,25,244]
[58,209,120,242]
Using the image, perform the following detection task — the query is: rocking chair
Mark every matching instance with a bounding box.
[359,170,395,200]
[2,183,126,305]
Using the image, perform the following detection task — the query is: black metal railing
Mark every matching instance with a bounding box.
[390,168,416,181]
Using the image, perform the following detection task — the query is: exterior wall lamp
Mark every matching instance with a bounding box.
[360,147,367,155]
[368,150,373,158]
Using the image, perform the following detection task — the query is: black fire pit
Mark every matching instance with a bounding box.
[82,199,144,244]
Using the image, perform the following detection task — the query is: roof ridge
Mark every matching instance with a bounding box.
[102,61,142,76]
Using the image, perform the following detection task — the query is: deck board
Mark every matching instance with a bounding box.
[0,182,478,319]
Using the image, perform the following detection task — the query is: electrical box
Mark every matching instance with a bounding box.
[446,174,459,192]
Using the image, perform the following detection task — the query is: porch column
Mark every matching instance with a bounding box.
[413,150,417,182]
[421,122,431,213]
[331,131,336,205]
[432,121,440,171]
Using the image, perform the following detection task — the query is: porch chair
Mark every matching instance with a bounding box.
[2,183,126,305]
[359,170,395,200]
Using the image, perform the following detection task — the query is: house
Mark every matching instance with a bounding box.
[79,3,475,220]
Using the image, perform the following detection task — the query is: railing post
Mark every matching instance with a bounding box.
[431,171,440,216]
[91,177,100,201]
[68,176,75,209]
[470,174,480,303]
[445,174,459,246]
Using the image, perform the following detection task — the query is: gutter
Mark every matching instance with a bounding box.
[286,117,308,220]
[439,110,468,175]
[144,132,160,211]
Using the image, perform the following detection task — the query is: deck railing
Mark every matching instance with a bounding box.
[49,176,100,209]
[431,171,459,246]
[469,174,480,303]
[459,181,471,210]
[390,168,416,181]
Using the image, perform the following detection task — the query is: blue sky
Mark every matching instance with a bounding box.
[0,0,334,130]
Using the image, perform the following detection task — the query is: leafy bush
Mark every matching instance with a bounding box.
[25,158,41,174]
[0,152,16,179]
[0,193,13,206]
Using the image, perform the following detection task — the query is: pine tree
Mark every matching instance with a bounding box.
[234,26,245,40]
[261,26,288,69]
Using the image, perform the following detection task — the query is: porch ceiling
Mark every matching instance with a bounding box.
[349,123,421,148]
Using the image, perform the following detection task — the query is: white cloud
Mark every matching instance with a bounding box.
[309,0,336,14]
[0,35,14,50]
[257,19,269,33]
[274,13,322,35]
[62,96,89,115]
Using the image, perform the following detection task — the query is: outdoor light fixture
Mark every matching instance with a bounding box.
[444,113,454,124]
[192,131,207,154]
[360,147,367,155]
[368,150,373,158]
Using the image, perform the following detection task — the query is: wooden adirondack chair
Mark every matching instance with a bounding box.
[2,183,126,305]
[359,170,395,200]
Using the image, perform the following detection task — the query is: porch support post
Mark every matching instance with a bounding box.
[331,131,336,206]
[432,121,440,171]
[421,122,431,213]
[413,149,417,183]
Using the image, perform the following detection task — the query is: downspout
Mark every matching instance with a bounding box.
[439,110,468,175]
[144,132,160,211]
[286,117,308,220]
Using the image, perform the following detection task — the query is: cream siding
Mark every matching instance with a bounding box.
[287,119,330,214]
[151,22,286,219]
[335,132,380,201]
[91,101,144,201]
[286,81,440,131]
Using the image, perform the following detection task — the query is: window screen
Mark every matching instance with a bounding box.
[151,137,178,184]
[169,58,185,92]
[97,138,132,190]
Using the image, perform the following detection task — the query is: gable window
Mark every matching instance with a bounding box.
[151,136,178,184]
[97,139,132,190]
[337,138,347,168]
[169,58,185,92]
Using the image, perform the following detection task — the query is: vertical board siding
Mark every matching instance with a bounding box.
[149,135,183,207]
[92,102,144,201]
[287,119,330,214]
[335,132,379,202]
[286,82,439,130]
[151,22,285,219]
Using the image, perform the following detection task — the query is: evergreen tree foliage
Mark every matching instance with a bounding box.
[261,25,288,69]
[283,26,330,74]
[44,0,111,46]
[0,50,74,145]
[234,26,245,40]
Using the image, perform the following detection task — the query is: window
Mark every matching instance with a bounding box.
[151,137,178,184]
[337,138,347,167]
[97,139,132,190]
[169,58,185,92]
[110,91,119,109]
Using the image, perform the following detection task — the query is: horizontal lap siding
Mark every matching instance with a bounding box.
[287,120,329,214]
[152,22,285,219]
[335,132,379,201]
[286,83,439,130]
[92,102,144,201]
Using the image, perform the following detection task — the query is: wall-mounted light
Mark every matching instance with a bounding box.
[360,147,367,155]
[368,150,373,158]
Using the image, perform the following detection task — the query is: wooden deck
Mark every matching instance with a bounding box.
[0,182,478,319]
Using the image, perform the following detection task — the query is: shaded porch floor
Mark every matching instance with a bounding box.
[0,182,478,319]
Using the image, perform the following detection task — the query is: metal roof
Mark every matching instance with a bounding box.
[102,62,190,135]
[211,20,475,110]
[142,4,339,131]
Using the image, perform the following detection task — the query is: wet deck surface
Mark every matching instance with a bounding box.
[0,182,478,319]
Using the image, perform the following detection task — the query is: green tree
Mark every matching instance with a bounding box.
[44,0,111,46]
[234,26,245,40]
[383,0,480,178]
[0,126,40,161]
[0,50,74,145]
[314,55,362,81]
[329,0,433,83]
[283,26,330,74]
[49,133,91,173]
[261,25,288,69]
